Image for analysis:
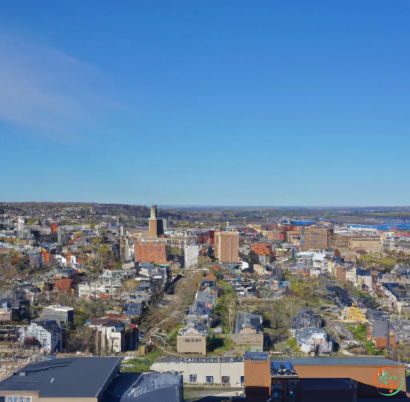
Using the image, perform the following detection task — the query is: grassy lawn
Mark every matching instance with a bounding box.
[346,324,382,356]
[121,348,163,372]
[360,255,396,267]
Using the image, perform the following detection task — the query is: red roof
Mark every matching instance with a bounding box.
[204,273,216,281]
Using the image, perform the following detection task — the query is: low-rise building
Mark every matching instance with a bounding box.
[382,283,410,312]
[294,308,322,329]
[77,280,122,299]
[296,328,332,355]
[357,268,373,289]
[177,325,207,356]
[349,238,382,254]
[0,307,12,321]
[369,319,396,349]
[37,305,74,325]
[151,356,244,387]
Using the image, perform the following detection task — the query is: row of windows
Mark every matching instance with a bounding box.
[189,375,238,384]
[6,397,32,402]
[184,338,202,342]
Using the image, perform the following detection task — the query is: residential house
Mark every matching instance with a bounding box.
[357,268,373,290]
[232,312,264,352]
[294,308,323,329]
[201,273,216,288]
[296,328,332,355]
[368,320,396,349]
[382,283,410,313]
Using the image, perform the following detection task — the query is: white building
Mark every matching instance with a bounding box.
[346,267,357,283]
[17,218,24,231]
[357,274,372,289]
[296,328,331,355]
[19,322,62,352]
[151,357,244,386]
[78,280,121,298]
[91,325,123,354]
[184,244,199,268]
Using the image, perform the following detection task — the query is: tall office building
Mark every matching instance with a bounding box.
[120,237,130,262]
[17,218,24,232]
[218,231,239,262]
[148,204,164,238]
[214,229,221,259]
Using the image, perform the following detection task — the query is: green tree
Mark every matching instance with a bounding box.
[214,281,238,333]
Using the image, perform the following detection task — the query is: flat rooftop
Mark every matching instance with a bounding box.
[289,357,403,366]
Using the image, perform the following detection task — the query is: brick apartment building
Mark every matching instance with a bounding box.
[329,233,355,249]
[218,231,239,262]
[135,241,167,263]
[302,227,330,250]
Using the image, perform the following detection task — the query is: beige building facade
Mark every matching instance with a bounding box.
[218,231,239,262]
[349,238,382,253]
[151,358,244,386]
[177,334,206,355]
[302,227,330,250]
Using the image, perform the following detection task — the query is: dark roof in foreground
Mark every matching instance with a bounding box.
[0,357,122,397]
[289,357,402,366]
[103,372,183,402]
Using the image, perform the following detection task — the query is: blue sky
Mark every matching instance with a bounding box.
[1,1,409,206]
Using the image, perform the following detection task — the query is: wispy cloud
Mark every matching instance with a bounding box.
[0,32,122,141]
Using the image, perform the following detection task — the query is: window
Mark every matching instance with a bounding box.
[189,374,197,383]
[206,376,214,384]
[195,339,201,342]
[6,397,31,402]
[241,376,244,386]
[222,376,230,384]
[184,338,191,342]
